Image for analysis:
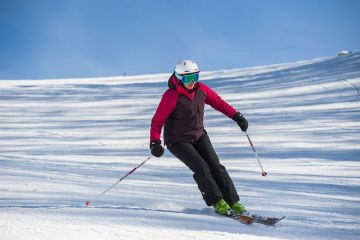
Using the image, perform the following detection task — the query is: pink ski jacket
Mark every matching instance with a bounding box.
[150,74,237,145]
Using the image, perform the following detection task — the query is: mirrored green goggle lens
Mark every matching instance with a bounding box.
[176,72,199,85]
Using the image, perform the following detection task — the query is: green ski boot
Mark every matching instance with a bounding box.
[231,202,247,214]
[213,199,234,216]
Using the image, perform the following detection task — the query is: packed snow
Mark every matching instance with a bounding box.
[1,53,360,240]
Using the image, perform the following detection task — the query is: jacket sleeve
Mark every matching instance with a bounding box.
[150,89,178,142]
[199,82,237,118]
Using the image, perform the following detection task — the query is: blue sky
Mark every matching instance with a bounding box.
[0,0,359,79]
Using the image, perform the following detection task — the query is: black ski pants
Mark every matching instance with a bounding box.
[167,132,239,206]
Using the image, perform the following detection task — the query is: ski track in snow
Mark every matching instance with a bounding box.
[1,54,360,240]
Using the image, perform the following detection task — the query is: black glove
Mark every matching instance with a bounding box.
[150,140,164,157]
[232,112,248,132]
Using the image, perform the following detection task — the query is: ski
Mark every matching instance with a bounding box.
[210,209,285,225]
[212,209,254,224]
[231,213,255,224]
[225,212,285,225]
[254,215,285,225]
[246,212,285,225]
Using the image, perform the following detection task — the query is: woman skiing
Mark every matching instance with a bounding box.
[149,60,248,216]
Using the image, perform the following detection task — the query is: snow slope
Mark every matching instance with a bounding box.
[1,54,360,240]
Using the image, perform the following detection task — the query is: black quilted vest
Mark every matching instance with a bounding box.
[164,77,206,145]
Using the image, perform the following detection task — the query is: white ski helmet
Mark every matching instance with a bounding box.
[174,60,199,75]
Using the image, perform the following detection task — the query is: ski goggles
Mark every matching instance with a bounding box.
[175,72,200,85]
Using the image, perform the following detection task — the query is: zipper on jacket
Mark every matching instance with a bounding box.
[193,101,198,129]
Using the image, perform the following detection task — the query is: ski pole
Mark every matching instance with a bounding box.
[85,156,151,206]
[244,132,267,176]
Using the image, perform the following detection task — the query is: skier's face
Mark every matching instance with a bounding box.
[175,72,199,88]
[184,81,196,89]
